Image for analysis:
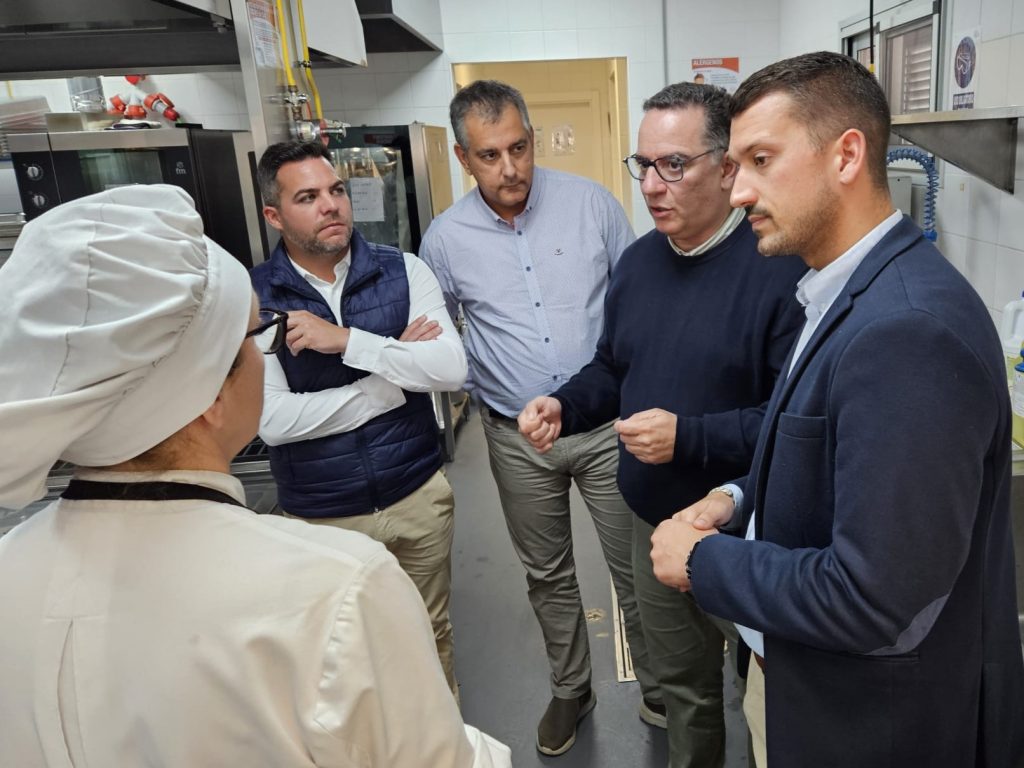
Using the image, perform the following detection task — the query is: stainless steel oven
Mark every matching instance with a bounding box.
[9,128,264,267]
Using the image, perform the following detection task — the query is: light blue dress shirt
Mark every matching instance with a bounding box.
[419,167,635,416]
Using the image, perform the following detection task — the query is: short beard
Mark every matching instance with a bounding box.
[754,184,839,258]
[283,225,351,259]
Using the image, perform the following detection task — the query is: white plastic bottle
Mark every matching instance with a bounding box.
[1000,291,1024,391]
[1013,353,1024,447]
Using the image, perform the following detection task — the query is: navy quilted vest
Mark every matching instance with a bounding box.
[250,231,441,517]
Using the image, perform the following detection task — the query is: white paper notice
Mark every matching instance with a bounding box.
[247,0,282,70]
[349,177,385,223]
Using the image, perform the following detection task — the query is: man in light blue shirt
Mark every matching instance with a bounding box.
[419,80,658,757]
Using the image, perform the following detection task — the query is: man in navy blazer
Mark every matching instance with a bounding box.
[650,51,1024,767]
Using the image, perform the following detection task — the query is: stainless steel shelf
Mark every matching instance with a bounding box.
[890,107,1024,193]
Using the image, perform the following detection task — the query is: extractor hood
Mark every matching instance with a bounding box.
[0,0,374,78]
[0,0,241,77]
[354,0,442,53]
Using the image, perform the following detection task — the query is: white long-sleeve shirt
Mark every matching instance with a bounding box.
[259,252,467,447]
[0,469,511,767]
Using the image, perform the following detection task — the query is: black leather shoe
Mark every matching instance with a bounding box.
[536,688,596,756]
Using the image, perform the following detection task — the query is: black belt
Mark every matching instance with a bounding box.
[62,479,248,509]
[484,404,517,423]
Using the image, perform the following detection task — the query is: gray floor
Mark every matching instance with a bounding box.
[448,407,749,768]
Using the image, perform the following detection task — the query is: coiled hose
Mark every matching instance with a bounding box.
[886,147,938,241]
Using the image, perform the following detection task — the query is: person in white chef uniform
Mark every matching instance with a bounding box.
[0,184,511,768]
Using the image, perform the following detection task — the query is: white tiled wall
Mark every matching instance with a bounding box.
[446,0,670,228]
[973,36,1011,110]
[2,73,247,213]
[4,73,247,135]
[313,0,773,232]
[7,79,72,112]
[778,0,864,58]
[97,73,249,129]
[7,0,1021,312]
[667,0,780,82]
[4,1,768,228]
[779,0,1024,334]
[939,1,1024,331]
[981,0,1015,42]
[952,0,984,31]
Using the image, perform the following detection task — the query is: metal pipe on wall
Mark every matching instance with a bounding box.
[662,0,669,88]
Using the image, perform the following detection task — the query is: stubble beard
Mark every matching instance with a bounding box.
[284,223,351,260]
[753,184,840,259]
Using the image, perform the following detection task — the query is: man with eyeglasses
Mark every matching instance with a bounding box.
[249,140,468,700]
[518,82,805,768]
[652,53,1024,768]
[419,80,654,757]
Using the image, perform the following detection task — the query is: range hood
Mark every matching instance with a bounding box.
[0,0,411,78]
[354,0,442,53]
[0,0,246,77]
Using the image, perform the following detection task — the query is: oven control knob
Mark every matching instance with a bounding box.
[29,193,48,209]
[25,164,44,181]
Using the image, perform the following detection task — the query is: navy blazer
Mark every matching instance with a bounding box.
[692,217,1024,767]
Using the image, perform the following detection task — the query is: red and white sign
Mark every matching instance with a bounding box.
[691,57,741,93]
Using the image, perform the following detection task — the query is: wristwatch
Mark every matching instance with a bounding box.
[685,538,703,582]
[708,485,735,501]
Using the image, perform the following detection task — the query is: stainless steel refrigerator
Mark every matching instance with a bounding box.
[328,123,465,459]
[328,123,453,254]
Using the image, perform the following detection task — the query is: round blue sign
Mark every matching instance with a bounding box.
[954,36,976,89]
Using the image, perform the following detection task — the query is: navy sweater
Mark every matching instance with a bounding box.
[554,220,806,525]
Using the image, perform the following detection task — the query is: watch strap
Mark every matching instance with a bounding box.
[686,538,703,582]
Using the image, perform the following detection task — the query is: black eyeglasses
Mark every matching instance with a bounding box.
[245,309,288,354]
[623,148,721,183]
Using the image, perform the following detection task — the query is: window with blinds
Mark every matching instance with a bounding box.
[883,18,934,115]
[840,0,940,118]
[855,45,873,70]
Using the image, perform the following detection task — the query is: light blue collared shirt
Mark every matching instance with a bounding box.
[733,209,903,658]
[419,167,635,416]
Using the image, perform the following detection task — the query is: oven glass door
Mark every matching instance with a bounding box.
[12,129,195,221]
[75,149,166,194]
[51,144,197,207]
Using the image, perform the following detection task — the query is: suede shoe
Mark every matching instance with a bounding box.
[536,688,596,756]
[639,696,667,729]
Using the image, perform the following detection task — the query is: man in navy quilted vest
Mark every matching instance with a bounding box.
[250,140,468,699]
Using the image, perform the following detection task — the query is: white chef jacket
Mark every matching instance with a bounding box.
[0,469,510,768]
[259,252,467,447]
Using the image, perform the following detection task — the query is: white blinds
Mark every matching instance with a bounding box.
[885,20,933,115]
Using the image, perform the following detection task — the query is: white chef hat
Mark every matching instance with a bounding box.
[0,184,253,509]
